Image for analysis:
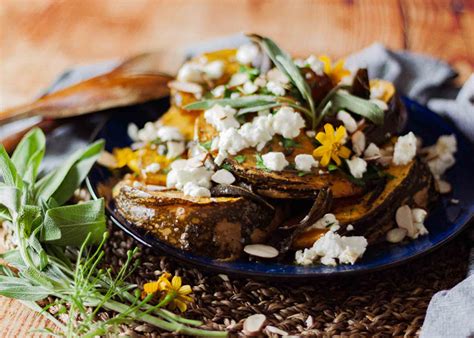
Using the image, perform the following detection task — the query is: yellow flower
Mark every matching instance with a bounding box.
[142,273,193,313]
[113,148,135,168]
[313,124,351,167]
[319,55,351,85]
[369,79,395,102]
[159,276,193,313]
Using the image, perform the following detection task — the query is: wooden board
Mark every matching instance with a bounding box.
[0,0,473,335]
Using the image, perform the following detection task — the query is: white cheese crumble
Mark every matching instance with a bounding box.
[307,213,340,232]
[211,169,235,185]
[272,106,306,138]
[183,182,211,197]
[204,104,240,132]
[166,141,185,159]
[427,134,457,178]
[144,163,160,174]
[266,81,286,96]
[393,132,417,165]
[242,81,259,95]
[266,68,290,84]
[395,205,429,239]
[218,128,248,155]
[345,157,367,178]
[166,156,214,197]
[295,154,318,172]
[238,120,273,151]
[157,126,184,141]
[295,231,368,266]
[228,73,248,87]
[304,55,324,75]
[336,110,358,133]
[262,152,289,171]
[177,60,224,83]
[236,43,259,64]
[212,85,226,98]
[203,61,224,80]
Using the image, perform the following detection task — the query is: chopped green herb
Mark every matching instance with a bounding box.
[281,137,300,149]
[255,153,271,172]
[234,155,247,164]
[151,137,163,145]
[297,171,309,177]
[327,164,339,172]
[239,65,260,80]
[221,163,233,171]
[199,140,213,151]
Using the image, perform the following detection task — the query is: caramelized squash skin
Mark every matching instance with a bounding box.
[113,180,276,260]
[292,159,437,249]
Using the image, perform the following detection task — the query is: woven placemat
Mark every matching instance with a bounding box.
[103,220,472,337]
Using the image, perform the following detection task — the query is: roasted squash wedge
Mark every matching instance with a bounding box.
[292,159,436,249]
[113,180,277,260]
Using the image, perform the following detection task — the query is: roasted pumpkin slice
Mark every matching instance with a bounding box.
[113,180,277,260]
[292,159,436,248]
[196,114,363,199]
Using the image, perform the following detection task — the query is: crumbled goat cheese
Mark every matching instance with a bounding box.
[204,104,240,132]
[351,130,366,156]
[236,43,260,64]
[262,152,289,171]
[393,132,417,165]
[166,141,185,159]
[157,126,184,141]
[214,150,228,166]
[346,157,367,179]
[218,128,248,155]
[202,61,224,79]
[238,120,273,151]
[212,85,226,98]
[266,81,286,96]
[211,169,236,185]
[137,122,158,142]
[295,231,368,266]
[272,107,306,139]
[144,163,161,174]
[364,143,381,159]
[337,110,358,133]
[295,154,318,172]
[166,157,214,197]
[346,224,354,231]
[305,55,324,75]
[306,130,316,138]
[242,81,259,95]
[266,68,290,84]
[183,182,211,197]
[127,123,139,141]
[228,73,248,87]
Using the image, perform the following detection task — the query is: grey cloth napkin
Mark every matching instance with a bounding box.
[1,33,473,337]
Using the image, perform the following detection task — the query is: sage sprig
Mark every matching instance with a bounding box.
[0,128,225,337]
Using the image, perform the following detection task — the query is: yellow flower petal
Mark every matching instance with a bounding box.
[171,276,182,290]
[320,153,331,167]
[334,126,347,143]
[331,153,342,166]
[178,285,192,295]
[319,55,332,74]
[174,299,188,313]
[315,131,328,144]
[323,123,335,138]
[339,146,352,159]
[313,145,330,158]
[143,281,159,295]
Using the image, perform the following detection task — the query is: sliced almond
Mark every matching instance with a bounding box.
[395,205,416,237]
[436,179,452,194]
[243,314,266,335]
[97,151,118,168]
[168,80,203,94]
[265,325,288,336]
[351,130,366,156]
[386,228,407,243]
[243,244,279,258]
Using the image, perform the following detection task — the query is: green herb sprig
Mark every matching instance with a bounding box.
[0,128,225,337]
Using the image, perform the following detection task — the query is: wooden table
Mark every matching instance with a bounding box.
[0,0,473,336]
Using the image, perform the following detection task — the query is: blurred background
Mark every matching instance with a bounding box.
[1,0,473,110]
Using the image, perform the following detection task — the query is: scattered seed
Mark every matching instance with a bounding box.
[266,325,288,335]
[243,313,266,335]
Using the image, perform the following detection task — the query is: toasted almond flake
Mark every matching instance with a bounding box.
[395,205,416,237]
[386,228,407,243]
[243,314,266,335]
[97,151,118,168]
[244,244,279,258]
[306,315,314,328]
[436,179,452,194]
[265,325,288,336]
[351,131,366,155]
[168,80,203,94]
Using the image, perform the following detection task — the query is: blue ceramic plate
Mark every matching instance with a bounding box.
[87,97,474,278]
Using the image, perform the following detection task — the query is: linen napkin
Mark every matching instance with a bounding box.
[1,33,473,337]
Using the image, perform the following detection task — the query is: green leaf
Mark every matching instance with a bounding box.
[1,250,27,270]
[234,155,246,164]
[0,205,11,221]
[281,138,300,149]
[0,145,22,189]
[199,140,213,151]
[0,186,21,213]
[0,275,50,301]
[183,95,277,111]
[239,65,260,80]
[255,153,270,172]
[249,34,316,127]
[11,128,46,184]
[34,140,104,206]
[327,164,339,172]
[237,103,280,116]
[42,199,106,246]
[330,91,384,125]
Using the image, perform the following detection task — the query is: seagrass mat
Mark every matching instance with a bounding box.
[103,217,472,337]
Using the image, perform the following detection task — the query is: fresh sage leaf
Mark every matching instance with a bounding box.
[237,103,280,115]
[0,186,21,213]
[0,275,50,301]
[1,250,27,270]
[183,95,277,111]
[0,145,23,189]
[11,128,45,184]
[42,199,106,246]
[331,91,384,125]
[34,140,104,206]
